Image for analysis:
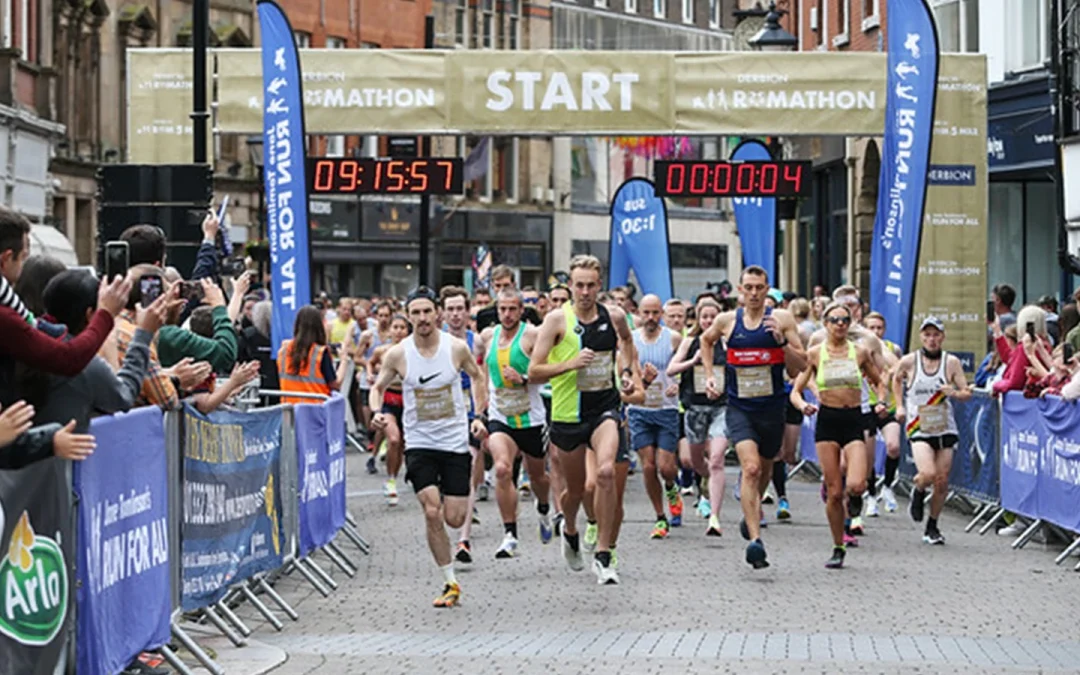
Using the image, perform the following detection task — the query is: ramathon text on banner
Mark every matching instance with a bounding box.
[258,0,312,356]
[870,0,939,351]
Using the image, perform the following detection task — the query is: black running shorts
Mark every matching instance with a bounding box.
[405,449,472,497]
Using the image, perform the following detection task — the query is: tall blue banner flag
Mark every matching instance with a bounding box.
[730,140,777,284]
[77,407,172,675]
[259,0,312,356]
[870,0,939,351]
[608,178,673,302]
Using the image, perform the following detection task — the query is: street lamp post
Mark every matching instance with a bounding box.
[748,1,798,52]
[247,135,266,279]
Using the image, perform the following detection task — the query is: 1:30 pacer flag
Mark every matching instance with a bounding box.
[870,0,940,351]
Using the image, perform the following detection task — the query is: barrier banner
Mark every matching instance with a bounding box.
[1000,393,1080,532]
[870,0,939,352]
[0,458,72,675]
[258,0,313,356]
[295,396,347,557]
[76,408,171,675]
[608,178,673,302]
[181,405,285,611]
[730,140,777,284]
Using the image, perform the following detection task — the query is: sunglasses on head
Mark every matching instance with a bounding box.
[523,297,538,305]
[826,315,852,325]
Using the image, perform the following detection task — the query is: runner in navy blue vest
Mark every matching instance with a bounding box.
[699,265,807,569]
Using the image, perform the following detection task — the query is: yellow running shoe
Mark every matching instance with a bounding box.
[433,583,461,608]
[650,519,670,539]
[583,522,599,552]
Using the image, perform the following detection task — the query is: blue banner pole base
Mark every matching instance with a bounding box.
[214,599,254,638]
[323,540,358,577]
[1011,519,1044,549]
[1055,537,1080,565]
[201,605,248,647]
[286,557,333,597]
[256,576,300,621]
[978,507,1007,535]
[300,556,338,590]
[239,583,285,631]
[964,502,997,532]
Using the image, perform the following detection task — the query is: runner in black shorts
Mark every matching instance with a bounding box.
[367,314,410,506]
[699,265,807,569]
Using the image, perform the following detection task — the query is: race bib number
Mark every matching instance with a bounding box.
[918,404,948,435]
[497,386,531,417]
[821,359,860,389]
[693,364,725,395]
[415,385,456,421]
[579,351,614,392]
[644,380,665,408]
[736,366,773,398]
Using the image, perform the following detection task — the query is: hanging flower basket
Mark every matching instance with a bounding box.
[611,136,694,160]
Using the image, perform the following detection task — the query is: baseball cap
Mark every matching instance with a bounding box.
[767,288,784,304]
[920,316,945,332]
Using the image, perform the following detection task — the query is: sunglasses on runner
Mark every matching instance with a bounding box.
[826,316,852,325]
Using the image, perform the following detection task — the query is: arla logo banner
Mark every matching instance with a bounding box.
[0,511,67,646]
[869,0,939,351]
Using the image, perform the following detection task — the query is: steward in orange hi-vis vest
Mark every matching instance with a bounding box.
[277,340,331,404]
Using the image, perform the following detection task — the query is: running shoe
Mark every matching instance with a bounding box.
[538,511,553,545]
[865,494,880,518]
[739,518,750,541]
[562,532,585,571]
[455,541,473,564]
[519,479,531,495]
[909,488,926,523]
[384,479,398,507]
[433,583,461,608]
[471,506,481,525]
[667,486,684,526]
[825,547,846,569]
[762,485,776,505]
[495,533,519,559]
[650,519,670,539]
[849,516,865,536]
[706,514,723,537]
[592,558,620,585]
[553,512,565,538]
[745,539,769,569]
[365,456,377,474]
[777,497,791,521]
[378,439,388,461]
[843,532,859,548]
[477,483,490,502]
[881,485,899,513]
[734,472,742,502]
[611,548,619,568]
[997,522,1025,537]
[583,522,599,552]
[923,526,945,546]
[697,496,712,519]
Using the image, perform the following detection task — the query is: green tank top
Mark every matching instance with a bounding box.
[486,324,529,386]
[548,306,619,423]
[815,341,863,392]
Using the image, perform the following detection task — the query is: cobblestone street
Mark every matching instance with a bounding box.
[231,453,1080,674]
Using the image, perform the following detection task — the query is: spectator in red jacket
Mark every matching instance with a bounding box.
[0,208,130,408]
[992,305,1054,397]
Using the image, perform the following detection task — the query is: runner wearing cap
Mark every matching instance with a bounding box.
[892,317,971,545]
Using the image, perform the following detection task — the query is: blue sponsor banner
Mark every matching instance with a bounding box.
[927,164,976,186]
[259,0,312,356]
[181,405,285,612]
[1000,393,1080,532]
[870,0,939,352]
[608,178,673,302]
[730,140,777,283]
[295,395,347,557]
[76,407,171,675]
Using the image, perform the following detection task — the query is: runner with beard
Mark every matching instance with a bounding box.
[477,287,554,558]
[700,266,806,569]
[529,255,642,585]
[370,287,487,607]
[893,317,971,545]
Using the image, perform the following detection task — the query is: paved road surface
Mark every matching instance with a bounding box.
[228,452,1078,674]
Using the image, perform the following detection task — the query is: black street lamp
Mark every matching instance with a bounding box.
[246,135,267,277]
[749,1,798,52]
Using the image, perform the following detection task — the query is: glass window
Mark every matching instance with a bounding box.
[1025,182,1058,302]
[709,0,719,28]
[836,0,848,36]
[325,36,346,49]
[987,182,1024,299]
[325,135,345,157]
[507,0,521,49]
[626,0,637,13]
[381,264,418,298]
[1005,0,1048,71]
[482,0,495,48]
[681,0,694,24]
[455,0,468,46]
[654,0,666,20]
[294,31,311,48]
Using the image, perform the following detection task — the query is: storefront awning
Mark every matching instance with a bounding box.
[29,225,78,267]
[988,75,1056,175]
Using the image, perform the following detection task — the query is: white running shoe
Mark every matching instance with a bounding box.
[881,486,898,513]
[865,494,880,518]
[562,532,584,571]
[592,558,620,585]
[384,479,398,507]
[997,522,1026,537]
[495,533,519,559]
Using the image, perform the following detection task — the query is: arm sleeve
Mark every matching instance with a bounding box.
[995,335,1013,363]
[91,328,153,414]
[993,350,1029,394]
[320,349,336,384]
[159,307,238,374]
[190,241,218,281]
[0,423,61,469]
[0,306,114,377]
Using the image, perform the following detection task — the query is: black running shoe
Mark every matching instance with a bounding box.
[908,489,926,523]
[922,526,945,546]
[746,539,769,569]
[825,547,846,569]
[739,518,750,541]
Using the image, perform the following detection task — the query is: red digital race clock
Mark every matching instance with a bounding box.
[307,158,464,195]
[654,160,812,198]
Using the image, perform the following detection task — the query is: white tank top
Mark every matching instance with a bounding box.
[630,327,678,410]
[904,351,958,439]
[401,334,469,454]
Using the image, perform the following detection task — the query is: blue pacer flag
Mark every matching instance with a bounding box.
[608,178,673,302]
[259,0,312,356]
[870,0,939,350]
[730,140,777,283]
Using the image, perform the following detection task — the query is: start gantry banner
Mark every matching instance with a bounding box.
[126,48,984,138]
